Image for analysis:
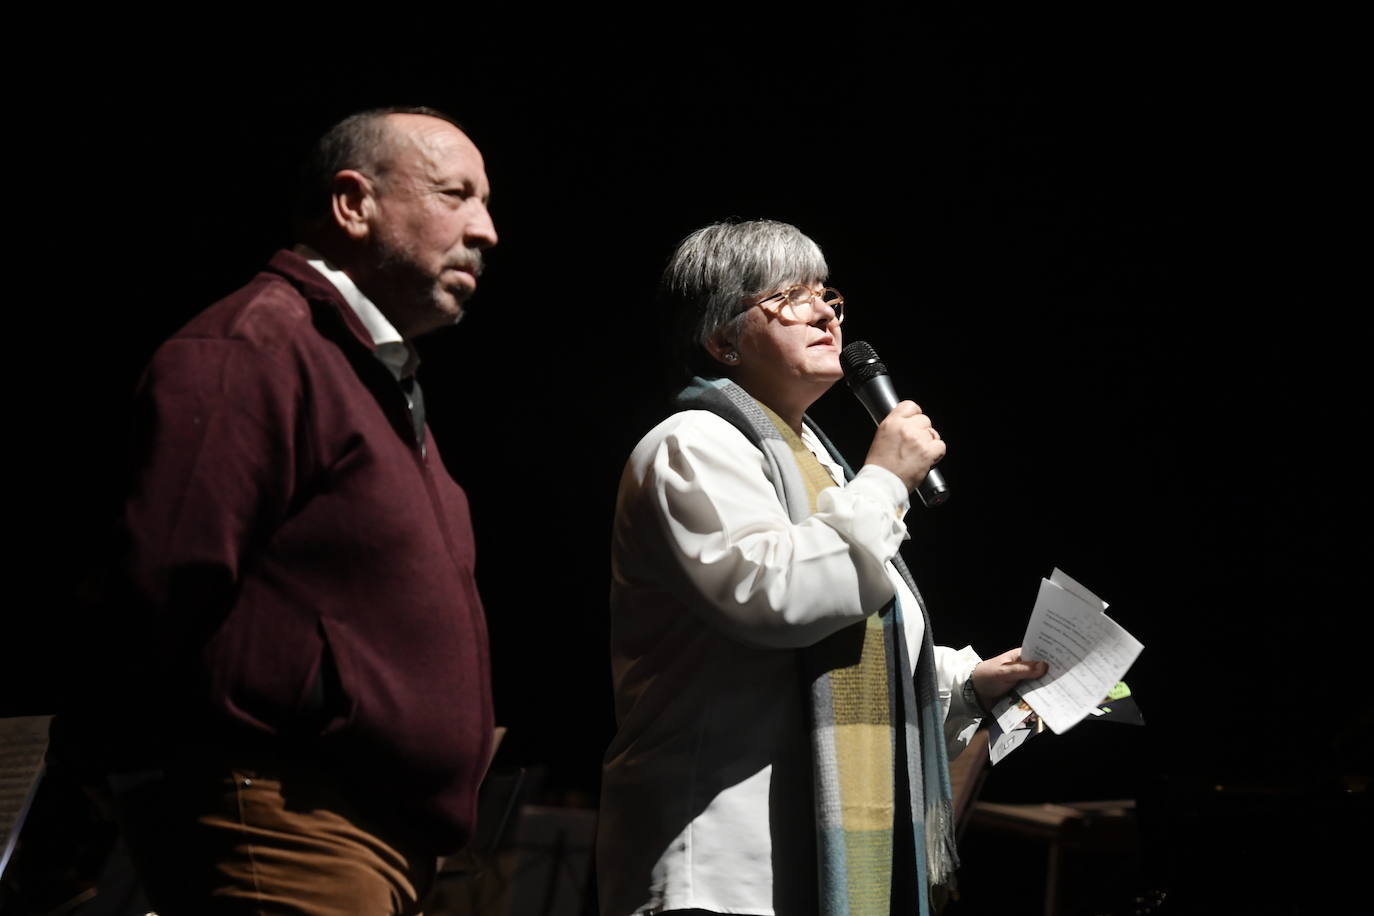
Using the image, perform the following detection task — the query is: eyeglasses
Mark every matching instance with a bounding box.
[755,285,845,325]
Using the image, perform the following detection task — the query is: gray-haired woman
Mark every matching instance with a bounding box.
[597,220,1043,916]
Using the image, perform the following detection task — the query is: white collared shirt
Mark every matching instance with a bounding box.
[295,244,418,384]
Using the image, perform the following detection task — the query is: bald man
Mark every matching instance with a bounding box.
[80,108,499,915]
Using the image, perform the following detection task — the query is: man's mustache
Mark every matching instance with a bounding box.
[450,249,484,277]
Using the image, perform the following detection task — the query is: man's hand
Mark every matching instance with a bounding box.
[971,647,1048,712]
[863,400,945,493]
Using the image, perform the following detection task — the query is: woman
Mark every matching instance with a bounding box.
[597,220,1044,915]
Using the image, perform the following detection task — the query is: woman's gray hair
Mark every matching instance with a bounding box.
[663,219,828,380]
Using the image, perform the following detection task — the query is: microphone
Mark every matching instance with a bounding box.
[840,340,950,507]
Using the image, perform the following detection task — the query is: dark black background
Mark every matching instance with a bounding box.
[12,14,1364,914]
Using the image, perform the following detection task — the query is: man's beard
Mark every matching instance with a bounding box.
[369,238,485,333]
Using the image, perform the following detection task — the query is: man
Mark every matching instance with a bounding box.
[72,107,499,915]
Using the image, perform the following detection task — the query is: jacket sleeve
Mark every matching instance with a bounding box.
[123,336,301,639]
[620,411,911,649]
[934,644,984,758]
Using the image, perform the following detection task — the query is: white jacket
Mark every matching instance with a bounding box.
[597,410,981,915]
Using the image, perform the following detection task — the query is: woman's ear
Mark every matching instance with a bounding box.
[704,326,740,368]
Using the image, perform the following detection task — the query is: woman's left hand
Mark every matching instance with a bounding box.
[970,647,1048,712]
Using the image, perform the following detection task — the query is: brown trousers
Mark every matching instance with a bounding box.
[113,762,436,916]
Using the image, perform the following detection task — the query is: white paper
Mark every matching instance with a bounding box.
[1018,570,1143,734]
[1049,567,1108,612]
[987,694,1038,764]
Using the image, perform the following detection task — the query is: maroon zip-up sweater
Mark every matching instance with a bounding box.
[116,249,493,850]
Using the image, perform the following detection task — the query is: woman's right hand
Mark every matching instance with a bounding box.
[863,400,945,493]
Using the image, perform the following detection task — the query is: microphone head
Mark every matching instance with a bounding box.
[840,340,888,388]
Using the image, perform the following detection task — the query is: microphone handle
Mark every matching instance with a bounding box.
[854,376,950,508]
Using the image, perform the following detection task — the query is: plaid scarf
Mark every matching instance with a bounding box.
[671,377,958,915]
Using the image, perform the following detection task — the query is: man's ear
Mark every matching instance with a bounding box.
[330,169,375,241]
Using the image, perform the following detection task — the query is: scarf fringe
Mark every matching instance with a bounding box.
[925,797,960,887]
